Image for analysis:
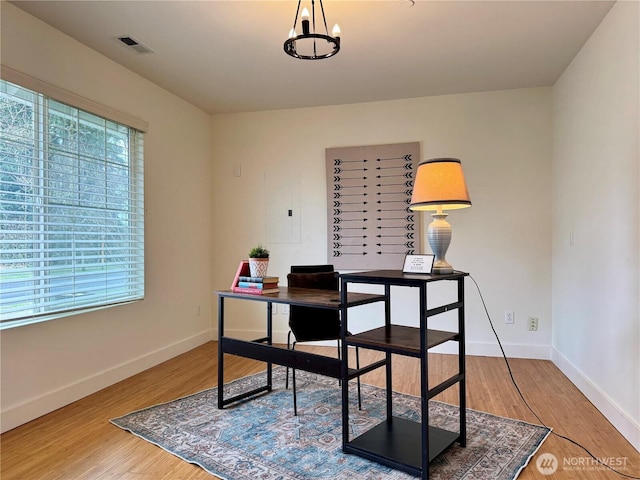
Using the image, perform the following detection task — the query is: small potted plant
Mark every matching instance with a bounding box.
[248,244,270,278]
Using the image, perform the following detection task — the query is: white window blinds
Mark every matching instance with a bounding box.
[0,79,145,328]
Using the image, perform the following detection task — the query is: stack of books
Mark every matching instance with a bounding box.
[230,260,280,295]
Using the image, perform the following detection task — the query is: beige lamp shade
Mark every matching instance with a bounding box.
[410,158,471,211]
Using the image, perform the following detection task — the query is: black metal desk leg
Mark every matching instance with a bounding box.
[384,285,393,419]
[458,277,467,447]
[217,296,225,409]
[420,284,430,479]
[340,278,350,449]
[267,302,273,391]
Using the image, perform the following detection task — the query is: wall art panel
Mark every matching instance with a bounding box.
[325,142,421,270]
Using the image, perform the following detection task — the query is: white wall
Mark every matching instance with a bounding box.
[0,3,214,432]
[211,87,553,360]
[552,1,639,450]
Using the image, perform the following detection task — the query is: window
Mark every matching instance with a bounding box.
[0,79,144,328]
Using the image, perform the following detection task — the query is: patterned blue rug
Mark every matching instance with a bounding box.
[111,367,550,480]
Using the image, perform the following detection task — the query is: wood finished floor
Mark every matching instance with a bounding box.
[1,341,638,480]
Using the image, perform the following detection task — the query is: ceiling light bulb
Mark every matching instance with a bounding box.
[289,28,297,38]
[332,24,341,37]
[301,7,310,21]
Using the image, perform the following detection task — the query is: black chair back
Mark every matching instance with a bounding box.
[287,265,340,342]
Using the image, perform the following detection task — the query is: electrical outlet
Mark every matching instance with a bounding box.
[505,310,515,324]
[272,304,278,315]
[528,317,539,331]
[281,304,290,315]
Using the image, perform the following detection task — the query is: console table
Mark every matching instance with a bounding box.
[339,270,467,479]
[215,286,386,409]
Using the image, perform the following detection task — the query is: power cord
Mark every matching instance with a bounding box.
[467,275,640,479]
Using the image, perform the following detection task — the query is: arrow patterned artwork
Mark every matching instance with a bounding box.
[325,142,421,269]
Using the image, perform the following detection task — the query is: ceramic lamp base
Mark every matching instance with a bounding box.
[428,212,453,274]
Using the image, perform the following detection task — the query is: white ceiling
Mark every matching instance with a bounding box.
[11,0,615,114]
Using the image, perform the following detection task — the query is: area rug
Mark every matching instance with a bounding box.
[111,367,550,480]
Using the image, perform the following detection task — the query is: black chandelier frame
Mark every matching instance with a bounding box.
[283,0,340,60]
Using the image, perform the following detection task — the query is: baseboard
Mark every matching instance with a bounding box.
[551,347,640,452]
[1,329,213,433]
[431,341,551,359]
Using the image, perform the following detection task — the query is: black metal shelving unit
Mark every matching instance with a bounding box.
[339,270,467,479]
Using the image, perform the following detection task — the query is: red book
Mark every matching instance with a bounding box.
[232,286,280,295]
[230,260,250,289]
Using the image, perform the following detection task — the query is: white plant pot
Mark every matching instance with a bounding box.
[248,258,269,278]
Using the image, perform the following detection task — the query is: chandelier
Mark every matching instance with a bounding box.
[284,0,341,60]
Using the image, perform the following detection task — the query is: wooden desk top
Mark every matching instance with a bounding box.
[215,286,385,309]
[339,269,468,285]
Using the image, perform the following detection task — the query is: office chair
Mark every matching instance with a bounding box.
[285,264,361,416]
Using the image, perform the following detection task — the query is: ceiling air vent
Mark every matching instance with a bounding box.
[117,35,154,55]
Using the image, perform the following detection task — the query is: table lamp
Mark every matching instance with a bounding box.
[409,158,471,274]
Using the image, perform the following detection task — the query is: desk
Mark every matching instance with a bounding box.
[215,286,386,409]
[217,273,467,480]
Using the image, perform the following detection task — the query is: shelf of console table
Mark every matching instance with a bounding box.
[347,325,460,357]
